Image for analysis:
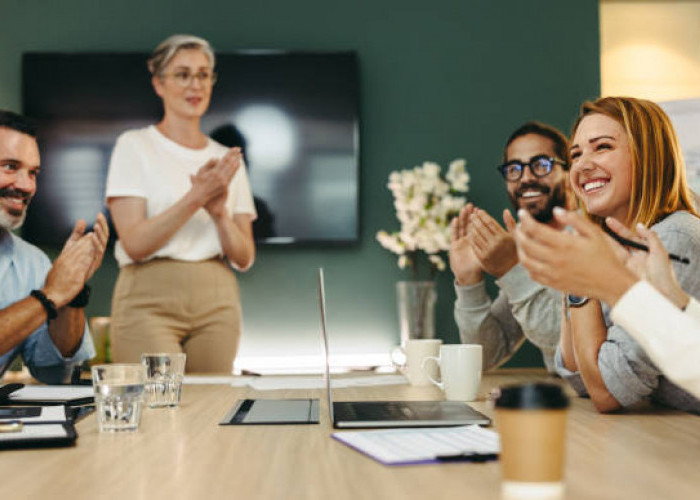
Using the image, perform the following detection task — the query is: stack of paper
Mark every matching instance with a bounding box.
[245,374,407,391]
[332,425,500,465]
[8,386,94,405]
[0,406,76,449]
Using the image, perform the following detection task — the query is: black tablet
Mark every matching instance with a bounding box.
[220,399,320,425]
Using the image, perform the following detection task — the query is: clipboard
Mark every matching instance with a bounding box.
[0,422,77,450]
[0,383,24,401]
[331,425,500,466]
[4,385,94,406]
[0,405,69,423]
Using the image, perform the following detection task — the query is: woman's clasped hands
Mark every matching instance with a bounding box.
[190,147,242,218]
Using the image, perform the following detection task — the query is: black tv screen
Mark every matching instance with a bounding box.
[22,51,359,246]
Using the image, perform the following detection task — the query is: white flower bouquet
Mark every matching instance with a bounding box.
[376,158,469,279]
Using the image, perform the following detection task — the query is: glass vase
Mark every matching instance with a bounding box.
[396,280,436,345]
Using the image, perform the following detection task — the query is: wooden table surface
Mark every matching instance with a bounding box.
[2,369,699,500]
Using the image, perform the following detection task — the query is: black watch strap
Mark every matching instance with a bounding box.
[68,285,91,308]
[30,289,58,321]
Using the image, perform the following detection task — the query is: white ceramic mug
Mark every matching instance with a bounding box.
[391,339,443,386]
[421,344,483,401]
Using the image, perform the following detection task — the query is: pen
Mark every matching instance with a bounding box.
[436,453,498,463]
[0,420,23,433]
[602,221,690,264]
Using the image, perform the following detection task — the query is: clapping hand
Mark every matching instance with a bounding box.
[467,208,518,278]
[43,213,109,307]
[191,147,242,219]
[449,203,483,285]
[604,218,689,309]
[515,208,637,305]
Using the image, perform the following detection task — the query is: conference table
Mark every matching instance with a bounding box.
[3,368,700,500]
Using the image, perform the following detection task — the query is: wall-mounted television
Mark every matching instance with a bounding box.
[22,51,360,246]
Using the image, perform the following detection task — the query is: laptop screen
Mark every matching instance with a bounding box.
[317,268,335,423]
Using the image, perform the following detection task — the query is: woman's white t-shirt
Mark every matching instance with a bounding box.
[105,125,257,267]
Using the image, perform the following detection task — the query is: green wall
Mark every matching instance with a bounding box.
[0,0,600,367]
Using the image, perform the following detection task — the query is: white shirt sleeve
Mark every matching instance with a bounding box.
[685,294,700,322]
[611,280,700,400]
[105,132,146,199]
[227,159,257,218]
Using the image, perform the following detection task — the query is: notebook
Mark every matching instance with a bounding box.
[6,385,94,406]
[0,422,77,450]
[317,268,491,428]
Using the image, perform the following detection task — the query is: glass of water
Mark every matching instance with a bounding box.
[141,353,187,408]
[92,364,146,432]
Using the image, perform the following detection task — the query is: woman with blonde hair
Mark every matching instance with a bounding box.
[105,35,256,372]
[553,96,700,413]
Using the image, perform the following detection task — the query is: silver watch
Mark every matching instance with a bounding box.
[566,294,590,308]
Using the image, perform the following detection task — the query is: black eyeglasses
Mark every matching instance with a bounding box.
[497,155,567,182]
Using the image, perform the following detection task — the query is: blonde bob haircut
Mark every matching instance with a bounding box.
[571,96,698,227]
[147,34,215,77]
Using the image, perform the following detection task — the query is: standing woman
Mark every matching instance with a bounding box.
[555,96,700,413]
[105,35,256,373]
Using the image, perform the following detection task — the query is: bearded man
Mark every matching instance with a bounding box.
[0,110,108,382]
[449,122,574,371]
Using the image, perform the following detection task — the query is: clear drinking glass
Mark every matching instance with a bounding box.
[92,364,146,432]
[141,353,187,408]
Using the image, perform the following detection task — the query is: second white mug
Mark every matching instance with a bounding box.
[392,339,443,386]
[422,344,483,401]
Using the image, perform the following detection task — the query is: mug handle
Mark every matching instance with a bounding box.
[390,346,406,372]
[421,356,443,390]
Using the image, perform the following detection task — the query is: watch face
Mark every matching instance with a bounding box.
[567,294,589,308]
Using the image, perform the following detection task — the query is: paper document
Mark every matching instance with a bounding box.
[9,385,94,402]
[0,424,70,442]
[247,377,324,390]
[182,375,237,385]
[0,405,68,423]
[332,425,500,465]
[247,375,407,391]
[335,375,407,388]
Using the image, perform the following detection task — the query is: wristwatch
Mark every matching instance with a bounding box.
[566,294,589,308]
[68,285,91,308]
[30,289,58,321]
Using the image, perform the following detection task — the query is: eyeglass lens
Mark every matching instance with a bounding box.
[172,71,216,87]
[502,157,554,181]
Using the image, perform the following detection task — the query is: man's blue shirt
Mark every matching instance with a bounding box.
[0,230,95,383]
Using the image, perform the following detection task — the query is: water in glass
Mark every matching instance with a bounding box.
[95,382,145,431]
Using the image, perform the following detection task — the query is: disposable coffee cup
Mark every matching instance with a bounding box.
[495,383,569,500]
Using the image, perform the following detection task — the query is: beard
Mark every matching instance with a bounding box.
[0,208,26,230]
[0,187,30,231]
[508,181,567,223]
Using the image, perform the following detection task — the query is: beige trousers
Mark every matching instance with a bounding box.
[110,259,241,373]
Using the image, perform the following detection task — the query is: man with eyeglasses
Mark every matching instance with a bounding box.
[0,110,108,383]
[449,121,574,372]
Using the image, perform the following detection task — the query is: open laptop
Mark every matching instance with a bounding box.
[318,268,491,428]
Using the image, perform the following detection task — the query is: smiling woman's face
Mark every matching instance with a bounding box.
[569,113,633,223]
[152,48,213,121]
